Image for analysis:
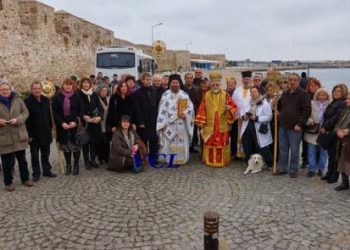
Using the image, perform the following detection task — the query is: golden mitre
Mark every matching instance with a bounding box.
[209,71,222,82]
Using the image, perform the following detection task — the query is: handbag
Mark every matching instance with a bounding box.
[75,118,90,146]
[305,123,320,134]
[258,122,269,134]
[316,131,334,149]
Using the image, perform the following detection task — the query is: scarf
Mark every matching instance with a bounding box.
[100,97,108,106]
[0,95,12,110]
[61,90,74,116]
[81,88,93,102]
[316,100,329,125]
[248,95,264,116]
[122,129,135,149]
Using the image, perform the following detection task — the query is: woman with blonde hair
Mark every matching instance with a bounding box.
[78,77,103,169]
[304,88,330,177]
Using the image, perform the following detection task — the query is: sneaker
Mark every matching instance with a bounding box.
[43,172,57,178]
[33,176,40,182]
[307,172,315,177]
[5,184,15,192]
[23,181,34,187]
[278,171,288,176]
[289,172,298,178]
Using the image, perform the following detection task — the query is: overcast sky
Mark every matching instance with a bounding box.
[40,0,350,61]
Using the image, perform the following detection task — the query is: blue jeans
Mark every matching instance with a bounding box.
[307,143,328,173]
[278,126,303,173]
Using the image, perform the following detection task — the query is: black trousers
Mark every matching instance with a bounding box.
[230,121,238,157]
[242,121,273,167]
[327,137,339,178]
[1,150,29,185]
[30,144,52,177]
[191,125,199,147]
[97,132,110,162]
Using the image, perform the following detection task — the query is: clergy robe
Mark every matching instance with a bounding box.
[195,90,237,167]
[232,85,252,158]
[156,89,195,165]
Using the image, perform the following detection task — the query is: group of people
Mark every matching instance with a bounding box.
[0,68,349,192]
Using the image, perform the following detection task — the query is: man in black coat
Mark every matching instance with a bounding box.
[133,73,159,157]
[25,81,56,182]
[183,72,199,153]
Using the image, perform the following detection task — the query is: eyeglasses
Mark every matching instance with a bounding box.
[0,88,10,91]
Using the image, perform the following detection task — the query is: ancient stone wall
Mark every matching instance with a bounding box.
[0,0,225,90]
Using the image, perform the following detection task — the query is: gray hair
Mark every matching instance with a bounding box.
[0,79,11,88]
[96,84,110,96]
[288,72,300,81]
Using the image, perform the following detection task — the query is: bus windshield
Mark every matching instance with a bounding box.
[96,52,135,68]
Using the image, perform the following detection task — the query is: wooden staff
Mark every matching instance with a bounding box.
[272,90,279,175]
[42,81,64,174]
[49,100,65,174]
[266,69,281,175]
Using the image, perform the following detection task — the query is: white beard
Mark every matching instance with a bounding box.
[212,89,220,94]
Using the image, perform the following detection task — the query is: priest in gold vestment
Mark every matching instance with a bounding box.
[195,71,237,167]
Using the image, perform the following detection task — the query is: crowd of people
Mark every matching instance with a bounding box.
[0,68,349,193]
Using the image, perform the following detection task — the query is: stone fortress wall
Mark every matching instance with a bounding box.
[0,0,225,89]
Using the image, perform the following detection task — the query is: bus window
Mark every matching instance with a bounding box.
[139,58,153,73]
[138,60,142,74]
[97,52,135,68]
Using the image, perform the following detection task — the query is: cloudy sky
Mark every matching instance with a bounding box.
[40,0,350,61]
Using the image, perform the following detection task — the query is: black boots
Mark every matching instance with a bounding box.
[327,171,339,184]
[335,173,349,191]
[64,152,72,175]
[90,146,98,168]
[73,151,80,175]
[83,145,92,170]
[83,145,99,169]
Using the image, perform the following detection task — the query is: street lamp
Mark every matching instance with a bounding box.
[151,22,163,44]
[185,42,192,51]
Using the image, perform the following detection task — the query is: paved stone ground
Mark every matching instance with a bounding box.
[1,146,350,250]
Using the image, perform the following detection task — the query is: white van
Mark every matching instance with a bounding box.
[95,46,156,79]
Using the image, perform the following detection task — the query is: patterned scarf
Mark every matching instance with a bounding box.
[61,90,74,116]
[248,95,264,116]
[316,100,329,125]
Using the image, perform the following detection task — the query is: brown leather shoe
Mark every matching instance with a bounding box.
[23,181,33,187]
[5,184,15,192]
[289,172,298,178]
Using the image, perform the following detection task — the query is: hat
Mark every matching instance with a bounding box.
[209,71,222,82]
[241,71,252,78]
[168,74,184,89]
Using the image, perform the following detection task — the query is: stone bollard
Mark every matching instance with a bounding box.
[204,211,219,250]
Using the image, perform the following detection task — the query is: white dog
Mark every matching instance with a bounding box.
[243,154,265,174]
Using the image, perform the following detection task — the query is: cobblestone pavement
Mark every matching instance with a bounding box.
[1,147,350,250]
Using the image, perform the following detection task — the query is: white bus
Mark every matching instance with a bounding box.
[95,46,156,79]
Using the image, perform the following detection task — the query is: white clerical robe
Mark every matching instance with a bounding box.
[156,90,195,165]
[232,85,252,158]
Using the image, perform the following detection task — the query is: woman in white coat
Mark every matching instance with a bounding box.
[241,86,273,167]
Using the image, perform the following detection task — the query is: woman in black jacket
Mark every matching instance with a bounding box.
[320,84,348,183]
[52,78,84,175]
[107,81,135,133]
[78,77,103,169]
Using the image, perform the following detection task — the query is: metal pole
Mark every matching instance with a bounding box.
[204,211,219,250]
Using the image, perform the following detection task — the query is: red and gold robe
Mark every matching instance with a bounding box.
[195,90,237,167]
